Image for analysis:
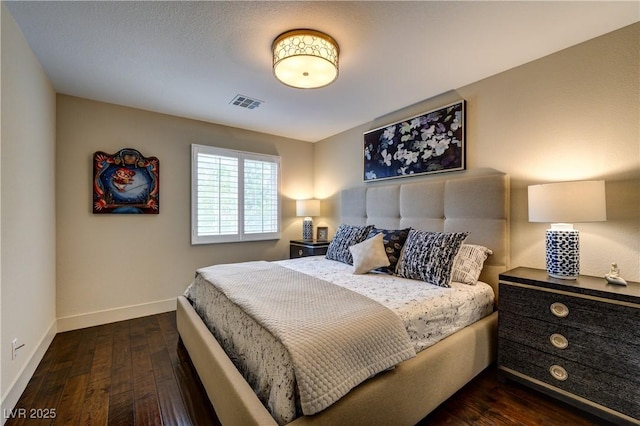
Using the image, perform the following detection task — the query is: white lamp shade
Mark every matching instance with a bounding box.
[528,180,606,280]
[528,180,606,223]
[296,199,320,217]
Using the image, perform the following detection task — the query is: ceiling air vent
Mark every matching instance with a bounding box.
[230,95,263,110]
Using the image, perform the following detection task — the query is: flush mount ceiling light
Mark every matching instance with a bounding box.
[272,29,339,89]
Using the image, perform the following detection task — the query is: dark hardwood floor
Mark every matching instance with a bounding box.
[6,312,218,426]
[6,312,610,425]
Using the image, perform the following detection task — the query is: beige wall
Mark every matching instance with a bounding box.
[56,96,314,328]
[315,23,640,281]
[2,7,637,413]
[1,3,57,416]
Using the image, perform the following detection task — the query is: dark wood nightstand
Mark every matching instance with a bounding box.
[289,240,330,258]
[498,267,640,425]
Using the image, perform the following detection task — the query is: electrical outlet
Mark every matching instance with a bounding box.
[11,338,24,360]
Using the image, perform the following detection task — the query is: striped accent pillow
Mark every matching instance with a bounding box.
[326,224,374,265]
[451,244,493,285]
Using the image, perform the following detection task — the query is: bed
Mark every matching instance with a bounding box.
[177,169,510,425]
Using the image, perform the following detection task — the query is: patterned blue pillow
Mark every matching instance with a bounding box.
[396,230,469,287]
[326,224,374,265]
[367,227,411,274]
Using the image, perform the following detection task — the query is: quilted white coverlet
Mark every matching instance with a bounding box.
[195,261,416,416]
[185,257,494,424]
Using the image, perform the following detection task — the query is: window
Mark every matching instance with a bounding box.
[191,144,280,244]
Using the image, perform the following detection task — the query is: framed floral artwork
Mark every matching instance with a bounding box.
[363,100,465,182]
[93,148,159,214]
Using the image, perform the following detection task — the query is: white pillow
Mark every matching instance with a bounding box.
[451,244,493,285]
[348,233,391,274]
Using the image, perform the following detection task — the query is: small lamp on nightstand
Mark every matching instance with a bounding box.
[528,180,606,280]
[296,199,320,240]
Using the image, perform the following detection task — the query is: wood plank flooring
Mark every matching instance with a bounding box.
[6,312,611,425]
[5,312,218,426]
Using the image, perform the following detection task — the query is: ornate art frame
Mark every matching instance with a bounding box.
[93,148,159,214]
[363,100,465,182]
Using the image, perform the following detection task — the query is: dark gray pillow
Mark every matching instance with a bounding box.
[396,230,469,287]
[325,224,374,265]
[367,227,411,274]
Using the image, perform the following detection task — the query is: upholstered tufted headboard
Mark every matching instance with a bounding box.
[340,169,510,293]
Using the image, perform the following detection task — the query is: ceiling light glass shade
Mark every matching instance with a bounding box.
[272,30,339,89]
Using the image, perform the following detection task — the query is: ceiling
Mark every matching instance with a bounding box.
[5,1,639,143]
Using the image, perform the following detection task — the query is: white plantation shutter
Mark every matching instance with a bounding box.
[196,153,238,237]
[192,145,280,244]
[244,158,279,234]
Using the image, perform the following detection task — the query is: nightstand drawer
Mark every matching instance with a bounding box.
[500,340,640,420]
[500,283,640,344]
[290,245,324,258]
[499,311,640,383]
[289,240,330,258]
[498,268,640,425]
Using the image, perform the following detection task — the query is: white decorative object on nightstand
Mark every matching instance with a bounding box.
[605,262,628,286]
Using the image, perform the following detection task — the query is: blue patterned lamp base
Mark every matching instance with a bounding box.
[302,218,313,240]
[545,229,580,279]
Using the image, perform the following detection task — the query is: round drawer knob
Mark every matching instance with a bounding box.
[298,249,304,256]
[550,302,569,318]
[550,333,569,349]
[549,364,568,381]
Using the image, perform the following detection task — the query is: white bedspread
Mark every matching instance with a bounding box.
[196,261,415,416]
[184,256,494,424]
[277,256,495,352]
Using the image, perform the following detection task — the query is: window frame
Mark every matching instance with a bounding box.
[191,144,281,245]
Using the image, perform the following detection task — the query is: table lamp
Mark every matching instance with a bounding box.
[528,180,606,279]
[296,199,320,240]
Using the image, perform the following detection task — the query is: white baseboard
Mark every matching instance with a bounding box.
[1,319,56,426]
[56,298,177,332]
